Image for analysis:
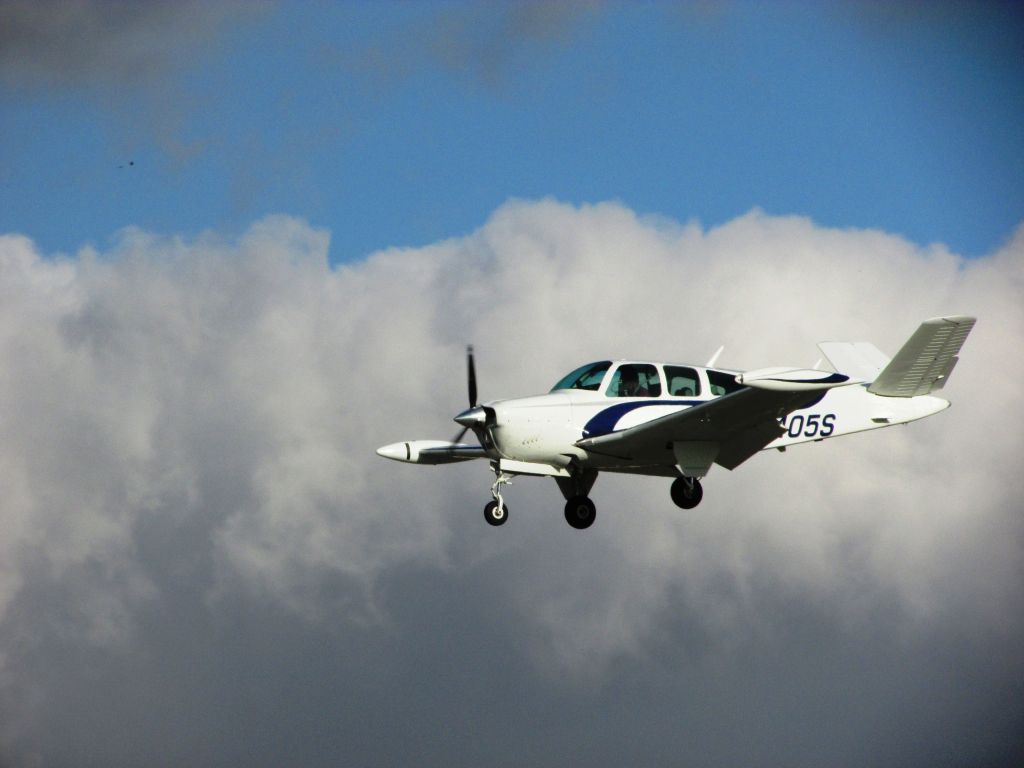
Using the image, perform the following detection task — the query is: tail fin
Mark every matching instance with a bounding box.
[867,316,976,397]
[818,340,891,382]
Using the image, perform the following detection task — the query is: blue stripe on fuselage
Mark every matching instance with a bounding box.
[582,400,701,438]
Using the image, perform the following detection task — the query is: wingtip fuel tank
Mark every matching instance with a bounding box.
[737,368,861,392]
[376,440,484,464]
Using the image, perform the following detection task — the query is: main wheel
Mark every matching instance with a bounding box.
[564,496,597,530]
[670,477,703,509]
[484,500,508,526]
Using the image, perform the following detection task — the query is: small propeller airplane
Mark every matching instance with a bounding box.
[377,316,975,530]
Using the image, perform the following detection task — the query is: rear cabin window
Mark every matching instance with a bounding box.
[606,363,662,398]
[664,366,701,397]
[550,361,611,392]
[707,369,744,396]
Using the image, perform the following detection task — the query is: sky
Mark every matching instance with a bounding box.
[2,1,1023,260]
[1,2,1022,767]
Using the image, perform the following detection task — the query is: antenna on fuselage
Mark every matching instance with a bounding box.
[706,345,724,367]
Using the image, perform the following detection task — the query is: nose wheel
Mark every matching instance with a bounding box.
[483,467,512,526]
[670,476,703,509]
[484,499,509,526]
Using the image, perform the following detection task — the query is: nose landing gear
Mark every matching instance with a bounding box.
[484,499,508,526]
[483,466,512,526]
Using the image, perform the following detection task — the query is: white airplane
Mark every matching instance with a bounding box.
[377,316,975,530]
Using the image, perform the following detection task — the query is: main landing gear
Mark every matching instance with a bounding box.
[670,476,703,509]
[563,496,596,529]
[556,470,598,530]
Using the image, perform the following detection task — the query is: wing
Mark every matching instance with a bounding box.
[576,387,826,471]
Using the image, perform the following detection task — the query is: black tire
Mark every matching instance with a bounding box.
[670,477,703,509]
[484,500,508,526]
[564,496,596,530]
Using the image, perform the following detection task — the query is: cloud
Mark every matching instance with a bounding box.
[0,0,253,90]
[0,0,269,171]
[1,202,1021,765]
[330,1,603,93]
[427,1,603,89]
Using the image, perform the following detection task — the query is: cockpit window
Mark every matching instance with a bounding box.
[550,361,611,392]
[707,369,744,396]
[605,363,662,398]
[665,366,701,397]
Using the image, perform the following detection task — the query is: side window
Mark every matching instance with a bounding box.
[605,364,662,398]
[707,369,743,396]
[665,366,701,397]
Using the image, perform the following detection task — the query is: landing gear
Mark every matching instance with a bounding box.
[671,476,703,509]
[484,465,513,526]
[564,496,596,530]
[480,466,600,530]
[555,470,599,530]
[484,499,508,526]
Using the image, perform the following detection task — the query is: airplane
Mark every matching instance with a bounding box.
[377,316,975,530]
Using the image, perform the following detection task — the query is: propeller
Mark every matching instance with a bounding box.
[467,344,477,409]
[452,345,482,445]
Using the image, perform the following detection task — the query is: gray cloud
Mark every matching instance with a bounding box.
[427,1,603,89]
[0,202,1022,765]
[0,0,253,90]
[329,1,603,94]
[0,0,269,172]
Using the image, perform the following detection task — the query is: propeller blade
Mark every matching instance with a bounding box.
[451,425,470,445]
[451,346,480,445]
[467,344,478,408]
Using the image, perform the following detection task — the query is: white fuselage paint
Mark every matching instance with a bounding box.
[484,363,949,473]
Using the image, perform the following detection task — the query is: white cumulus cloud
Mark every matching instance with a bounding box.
[1,201,1021,766]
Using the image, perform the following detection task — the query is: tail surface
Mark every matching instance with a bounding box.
[818,316,976,398]
[817,340,890,382]
[867,315,975,397]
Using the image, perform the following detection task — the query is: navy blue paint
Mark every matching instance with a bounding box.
[764,372,849,385]
[797,391,828,410]
[582,400,701,438]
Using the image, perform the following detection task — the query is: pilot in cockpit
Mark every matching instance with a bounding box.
[618,366,649,397]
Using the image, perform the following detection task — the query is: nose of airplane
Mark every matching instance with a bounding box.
[453,405,487,428]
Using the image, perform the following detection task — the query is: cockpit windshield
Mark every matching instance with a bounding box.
[550,361,612,392]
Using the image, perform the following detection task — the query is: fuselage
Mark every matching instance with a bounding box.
[482,359,949,475]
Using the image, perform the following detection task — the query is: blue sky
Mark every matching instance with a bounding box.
[2,1,1021,261]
